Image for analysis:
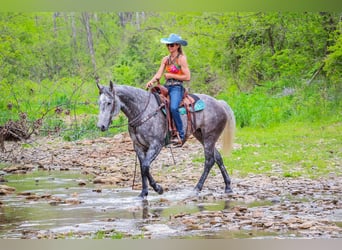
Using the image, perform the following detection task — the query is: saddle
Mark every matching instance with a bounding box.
[151,83,200,142]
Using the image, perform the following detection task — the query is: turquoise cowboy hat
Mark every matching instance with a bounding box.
[160,33,188,46]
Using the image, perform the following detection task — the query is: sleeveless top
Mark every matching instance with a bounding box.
[165,54,183,75]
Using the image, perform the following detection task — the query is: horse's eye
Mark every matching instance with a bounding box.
[107,102,112,106]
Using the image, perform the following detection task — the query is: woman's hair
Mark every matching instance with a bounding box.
[178,45,185,55]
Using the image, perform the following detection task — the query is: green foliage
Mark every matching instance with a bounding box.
[219,87,293,128]
[93,230,124,239]
[0,12,341,140]
[218,77,341,128]
[324,32,342,84]
[62,116,98,141]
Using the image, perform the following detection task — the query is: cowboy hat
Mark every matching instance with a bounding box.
[160,33,188,46]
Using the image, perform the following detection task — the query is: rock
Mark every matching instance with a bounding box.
[263,221,274,228]
[299,221,315,229]
[291,190,303,195]
[185,224,203,231]
[210,217,223,225]
[0,184,16,195]
[65,198,82,205]
[3,164,34,173]
[78,180,87,186]
[252,210,264,218]
[26,195,40,201]
[40,194,52,199]
[144,224,177,234]
[285,217,303,225]
[0,176,7,183]
[18,191,34,196]
[93,177,121,184]
[232,206,248,213]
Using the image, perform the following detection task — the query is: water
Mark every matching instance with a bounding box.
[0,168,341,239]
[0,169,211,238]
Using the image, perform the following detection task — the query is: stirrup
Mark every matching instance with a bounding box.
[171,133,183,147]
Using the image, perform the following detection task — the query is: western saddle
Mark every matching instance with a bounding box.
[150,83,196,145]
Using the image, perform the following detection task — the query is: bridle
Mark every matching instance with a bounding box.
[106,88,164,129]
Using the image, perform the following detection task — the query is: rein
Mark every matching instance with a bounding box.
[108,90,163,129]
[128,91,164,128]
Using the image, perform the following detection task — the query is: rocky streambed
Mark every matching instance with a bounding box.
[0,133,341,239]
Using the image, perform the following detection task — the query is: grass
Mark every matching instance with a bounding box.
[218,121,342,179]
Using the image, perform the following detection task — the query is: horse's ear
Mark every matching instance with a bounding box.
[109,80,115,94]
[96,82,103,94]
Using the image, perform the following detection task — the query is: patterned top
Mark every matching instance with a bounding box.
[165,54,183,75]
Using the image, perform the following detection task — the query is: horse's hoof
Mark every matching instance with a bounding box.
[187,189,199,197]
[193,187,201,196]
[225,187,233,194]
[194,186,202,193]
[138,191,148,199]
[156,185,164,195]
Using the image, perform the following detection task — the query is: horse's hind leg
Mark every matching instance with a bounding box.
[194,144,216,192]
[214,148,233,193]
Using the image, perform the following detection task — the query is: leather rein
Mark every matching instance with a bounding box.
[108,88,164,129]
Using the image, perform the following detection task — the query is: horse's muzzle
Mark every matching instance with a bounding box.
[100,125,107,131]
[97,123,108,132]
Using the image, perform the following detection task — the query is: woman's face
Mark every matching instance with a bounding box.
[166,43,179,52]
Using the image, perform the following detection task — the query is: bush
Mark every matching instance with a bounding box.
[218,79,342,128]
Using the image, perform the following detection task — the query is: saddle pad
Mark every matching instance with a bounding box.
[179,99,205,115]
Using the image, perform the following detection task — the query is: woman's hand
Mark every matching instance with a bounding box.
[146,78,160,88]
[146,80,155,88]
[164,73,172,80]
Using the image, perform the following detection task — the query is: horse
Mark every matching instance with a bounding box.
[96,80,235,199]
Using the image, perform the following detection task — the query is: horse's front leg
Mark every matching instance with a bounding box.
[138,158,149,199]
[136,144,163,199]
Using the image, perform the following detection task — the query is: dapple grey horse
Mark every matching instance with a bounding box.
[97,81,235,199]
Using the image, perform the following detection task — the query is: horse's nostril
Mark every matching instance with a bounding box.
[101,125,106,131]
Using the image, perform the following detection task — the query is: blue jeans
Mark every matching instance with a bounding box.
[166,85,184,140]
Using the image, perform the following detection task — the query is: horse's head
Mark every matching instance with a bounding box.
[97,80,120,131]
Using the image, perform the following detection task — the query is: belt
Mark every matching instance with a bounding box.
[165,79,183,86]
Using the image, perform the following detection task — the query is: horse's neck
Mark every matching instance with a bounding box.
[116,86,149,120]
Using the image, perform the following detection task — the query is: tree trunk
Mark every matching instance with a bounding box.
[53,12,59,37]
[81,12,97,73]
[71,12,77,50]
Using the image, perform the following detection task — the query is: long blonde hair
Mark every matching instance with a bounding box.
[178,45,186,56]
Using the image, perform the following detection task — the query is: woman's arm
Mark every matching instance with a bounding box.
[146,56,168,88]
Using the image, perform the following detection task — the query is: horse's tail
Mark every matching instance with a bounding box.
[219,100,235,157]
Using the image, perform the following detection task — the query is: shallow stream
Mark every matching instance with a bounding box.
[0,167,341,239]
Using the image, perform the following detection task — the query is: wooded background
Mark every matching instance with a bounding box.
[0,12,341,140]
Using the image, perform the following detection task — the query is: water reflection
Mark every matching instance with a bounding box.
[0,169,238,238]
[142,199,149,219]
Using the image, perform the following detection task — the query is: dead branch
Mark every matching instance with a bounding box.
[0,113,42,152]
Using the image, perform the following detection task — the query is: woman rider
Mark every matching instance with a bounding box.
[146,33,191,146]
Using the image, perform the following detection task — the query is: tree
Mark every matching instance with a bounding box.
[81,12,97,75]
